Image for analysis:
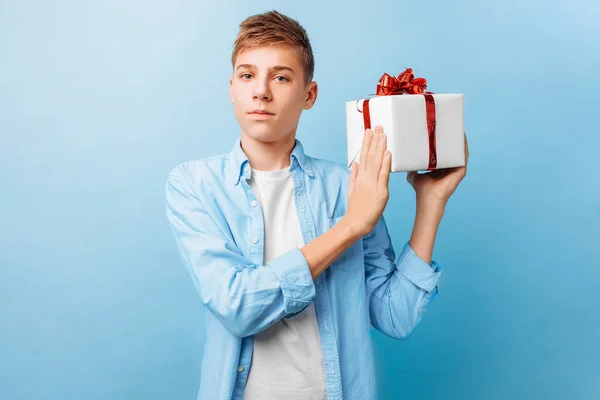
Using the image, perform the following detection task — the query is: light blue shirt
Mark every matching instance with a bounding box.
[165,137,442,400]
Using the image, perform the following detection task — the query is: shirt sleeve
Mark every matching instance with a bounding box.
[165,167,316,338]
[363,214,443,340]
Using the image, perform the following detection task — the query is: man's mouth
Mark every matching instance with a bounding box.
[248,110,274,115]
[248,110,275,120]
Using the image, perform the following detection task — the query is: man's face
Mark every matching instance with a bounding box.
[230,45,317,144]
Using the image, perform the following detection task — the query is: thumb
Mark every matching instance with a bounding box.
[349,162,358,194]
[406,171,417,186]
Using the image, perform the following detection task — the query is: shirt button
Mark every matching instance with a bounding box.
[307,169,312,175]
[251,200,258,207]
[237,366,244,373]
[252,237,259,244]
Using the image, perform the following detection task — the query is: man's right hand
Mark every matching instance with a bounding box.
[297,125,391,279]
[345,125,392,237]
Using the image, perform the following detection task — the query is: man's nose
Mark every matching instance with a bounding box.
[252,78,272,101]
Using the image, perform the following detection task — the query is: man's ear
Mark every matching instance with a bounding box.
[303,81,318,110]
[229,77,234,103]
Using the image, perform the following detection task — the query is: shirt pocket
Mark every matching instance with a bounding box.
[328,215,364,271]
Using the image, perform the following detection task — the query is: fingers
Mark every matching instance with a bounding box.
[464,132,469,165]
[377,149,392,191]
[367,126,384,172]
[359,128,373,173]
[349,161,358,194]
[369,126,385,175]
[358,125,390,195]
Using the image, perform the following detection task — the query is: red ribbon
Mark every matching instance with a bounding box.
[376,68,428,96]
[359,68,437,170]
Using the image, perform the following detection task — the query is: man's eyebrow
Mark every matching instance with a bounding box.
[235,64,296,74]
[271,66,295,73]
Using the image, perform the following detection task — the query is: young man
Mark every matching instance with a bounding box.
[165,10,468,400]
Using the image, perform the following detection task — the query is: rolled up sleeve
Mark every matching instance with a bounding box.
[165,167,316,338]
[365,215,443,340]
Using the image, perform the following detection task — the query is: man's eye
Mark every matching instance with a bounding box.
[275,76,289,82]
[241,74,252,80]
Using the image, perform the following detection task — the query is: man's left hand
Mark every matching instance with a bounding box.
[406,132,470,207]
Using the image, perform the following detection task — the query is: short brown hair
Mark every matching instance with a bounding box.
[231,10,315,84]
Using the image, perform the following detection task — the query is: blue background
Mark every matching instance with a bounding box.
[1,0,599,399]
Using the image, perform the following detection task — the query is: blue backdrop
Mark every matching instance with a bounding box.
[1,1,599,399]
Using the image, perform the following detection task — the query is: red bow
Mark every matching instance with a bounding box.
[376,68,429,95]
[354,67,438,170]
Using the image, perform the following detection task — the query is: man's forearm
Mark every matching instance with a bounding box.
[409,197,445,265]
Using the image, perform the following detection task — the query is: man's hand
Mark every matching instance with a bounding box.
[406,132,470,207]
[345,125,392,236]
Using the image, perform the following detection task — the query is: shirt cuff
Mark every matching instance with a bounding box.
[395,242,443,293]
[267,247,316,315]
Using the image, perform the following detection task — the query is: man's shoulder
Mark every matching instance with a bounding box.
[166,153,227,189]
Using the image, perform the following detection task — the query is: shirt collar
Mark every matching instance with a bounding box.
[226,137,314,186]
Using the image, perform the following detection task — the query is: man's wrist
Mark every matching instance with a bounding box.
[339,216,366,242]
[410,197,445,264]
[416,194,446,218]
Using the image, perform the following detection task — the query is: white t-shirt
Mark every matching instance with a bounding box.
[243,165,327,400]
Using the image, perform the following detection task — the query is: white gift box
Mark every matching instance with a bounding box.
[345,94,465,172]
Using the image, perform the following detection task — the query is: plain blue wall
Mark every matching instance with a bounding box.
[1,0,599,399]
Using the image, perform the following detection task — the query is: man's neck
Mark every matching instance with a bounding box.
[240,131,296,171]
